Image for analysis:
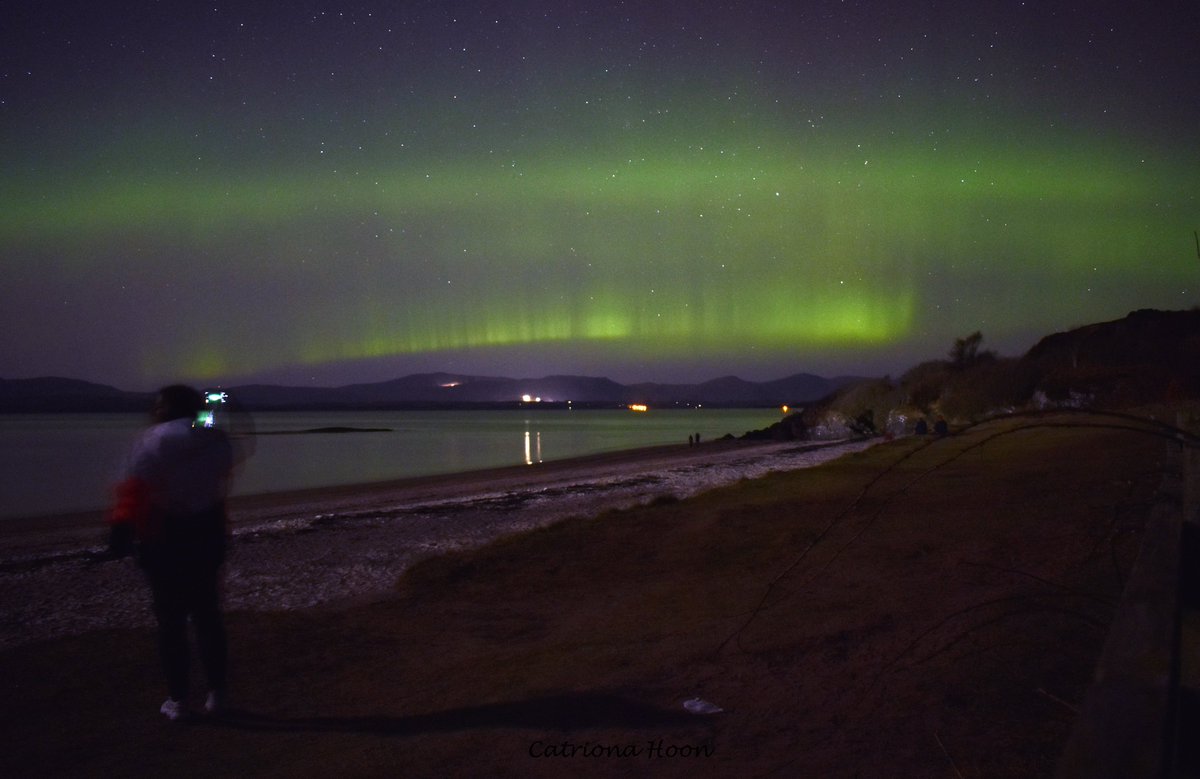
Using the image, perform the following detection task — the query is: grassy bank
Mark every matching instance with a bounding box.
[0,414,1171,777]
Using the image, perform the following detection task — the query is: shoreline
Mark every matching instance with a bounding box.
[0,418,1169,776]
[0,437,809,552]
[0,436,872,650]
[0,441,753,549]
[225,437,853,531]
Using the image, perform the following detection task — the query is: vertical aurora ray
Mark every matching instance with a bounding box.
[1,1,1195,385]
[3,126,1192,381]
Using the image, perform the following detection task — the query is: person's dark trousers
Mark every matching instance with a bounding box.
[139,507,228,703]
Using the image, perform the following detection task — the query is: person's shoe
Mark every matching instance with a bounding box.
[204,690,225,716]
[160,698,187,722]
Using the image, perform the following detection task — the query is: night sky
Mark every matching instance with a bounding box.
[3,1,1197,389]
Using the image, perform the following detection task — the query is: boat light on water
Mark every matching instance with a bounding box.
[628,404,649,412]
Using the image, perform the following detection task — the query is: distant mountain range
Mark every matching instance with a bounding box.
[0,377,154,413]
[9,308,1196,414]
[0,371,862,413]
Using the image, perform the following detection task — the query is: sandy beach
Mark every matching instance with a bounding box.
[0,416,1174,776]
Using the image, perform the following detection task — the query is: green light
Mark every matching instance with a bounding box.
[1,114,1193,382]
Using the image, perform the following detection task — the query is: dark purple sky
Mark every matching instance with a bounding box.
[2,1,1197,389]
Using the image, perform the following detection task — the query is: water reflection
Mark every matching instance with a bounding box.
[523,428,543,465]
[0,409,785,518]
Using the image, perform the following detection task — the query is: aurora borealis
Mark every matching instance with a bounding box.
[2,1,1197,388]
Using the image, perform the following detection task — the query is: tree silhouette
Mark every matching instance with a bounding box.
[948,331,995,370]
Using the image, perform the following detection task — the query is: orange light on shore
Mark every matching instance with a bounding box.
[782,405,790,414]
[628,404,649,412]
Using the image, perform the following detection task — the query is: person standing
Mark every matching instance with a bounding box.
[108,385,234,722]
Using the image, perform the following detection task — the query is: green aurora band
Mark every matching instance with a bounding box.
[2,122,1193,381]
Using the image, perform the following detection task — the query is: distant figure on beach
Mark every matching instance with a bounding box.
[688,434,695,446]
[106,385,234,722]
[914,419,928,436]
[934,418,949,437]
[695,432,701,444]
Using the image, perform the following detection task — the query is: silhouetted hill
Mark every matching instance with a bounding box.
[229,372,841,409]
[1018,308,1200,407]
[13,309,1194,415]
[1024,308,1200,372]
[747,308,1200,441]
[627,373,855,405]
[218,383,349,409]
[0,377,150,412]
[231,373,626,407]
[0,372,849,412]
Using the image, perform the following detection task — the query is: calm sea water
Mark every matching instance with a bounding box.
[0,409,784,519]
